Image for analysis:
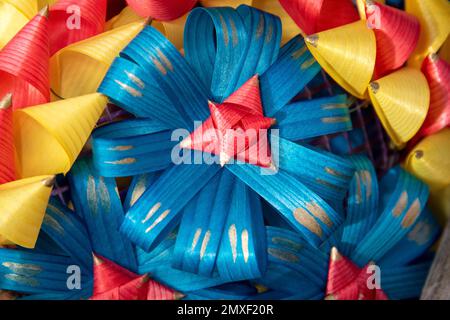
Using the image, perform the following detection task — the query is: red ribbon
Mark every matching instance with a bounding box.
[126,0,197,20]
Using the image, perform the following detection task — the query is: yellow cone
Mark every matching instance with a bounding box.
[404,128,450,192]
[50,21,145,99]
[305,20,376,99]
[368,67,430,148]
[106,6,144,31]
[200,0,252,8]
[406,0,450,68]
[0,0,38,49]
[0,175,55,248]
[152,13,188,50]
[14,93,108,178]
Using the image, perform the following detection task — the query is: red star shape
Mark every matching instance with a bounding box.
[90,255,183,300]
[180,75,276,167]
[325,247,388,300]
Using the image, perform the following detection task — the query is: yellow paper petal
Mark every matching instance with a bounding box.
[50,21,145,98]
[368,67,430,148]
[252,0,302,44]
[404,128,450,192]
[38,0,57,9]
[2,0,38,19]
[152,13,188,50]
[14,93,108,178]
[200,0,252,8]
[0,1,35,49]
[305,20,376,99]
[105,6,144,31]
[0,175,54,248]
[406,0,450,68]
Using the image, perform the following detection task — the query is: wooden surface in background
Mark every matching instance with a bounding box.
[421,221,450,300]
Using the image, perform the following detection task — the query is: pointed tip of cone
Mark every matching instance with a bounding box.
[93,254,104,266]
[330,247,342,262]
[325,294,336,300]
[365,0,375,7]
[270,118,277,126]
[429,52,438,62]
[42,175,56,187]
[305,34,319,47]
[174,291,185,300]
[369,82,380,93]
[39,5,49,18]
[0,93,12,110]
[219,152,231,167]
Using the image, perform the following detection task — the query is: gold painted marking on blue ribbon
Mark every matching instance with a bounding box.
[115,80,143,97]
[105,158,137,165]
[407,221,430,245]
[401,199,421,228]
[229,224,238,263]
[322,103,349,110]
[200,230,211,260]
[47,203,70,223]
[265,24,273,43]
[130,176,147,207]
[87,175,97,216]
[4,274,39,287]
[157,49,174,72]
[360,170,372,199]
[306,202,332,227]
[125,71,145,89]
[145,209,171,233]
[98,177,111,213]
[325,167,349,179]
[393,191,408,217]
[241,229,249,263]
[152,57,167,75]
[321,116,350,124]
[2,262,42,276]
[355,172,362,204]
[218,15,229,47]
[271,237,303,251]
[109,145,133,151]
[256,14,264,38]
[142,202,161,223]
[291,46,307,60]
[293,208,323,237]
[191,228,202,251]
[268,248,299,263]
[316,178,342,191]
[230,19,238,47]
[43,215,64,235]
[301,57,316,70]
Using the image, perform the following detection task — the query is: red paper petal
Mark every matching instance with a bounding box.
[0,8,49,109]
[49,0,107,55]
[369,2,420,79]
[0,94,14,184]
[224,75,264,116]
[413,54,450,142]
[279,0,359,35]
[126,0,197,20]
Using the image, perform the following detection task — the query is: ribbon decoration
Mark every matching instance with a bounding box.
[0,0,38,49]
[126,0,197,20]
[96,5,355,283]
[50,20,145,99]
[48,0,107,55]
[0,6,49,110]
[258,158,439,300]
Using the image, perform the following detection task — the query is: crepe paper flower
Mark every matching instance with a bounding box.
[405,128,450,194]
[278,0,359,36]
[0,0,38,49]
[90,255,183,300]
[406,0,450,68]
[257,157,439,300]
[14,93,107,178]
[48,0,107,55]
[367,67,430,148]
[0,94,14,184]
[0,175,55,248]
[95,5,355,283]
[359,0,420,79]
[0,6,49,110]
[50,20,145,99]
[411,53,450,144]
[126,0,197,21]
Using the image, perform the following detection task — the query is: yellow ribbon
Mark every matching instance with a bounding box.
[0,0,38,49]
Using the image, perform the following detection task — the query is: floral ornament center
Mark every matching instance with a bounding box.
[179,75,276,168]
[326,247,388,300]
